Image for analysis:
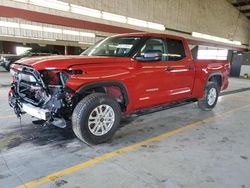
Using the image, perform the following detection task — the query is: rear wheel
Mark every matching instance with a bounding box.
[72,93,121,145]
[198,82,219,111]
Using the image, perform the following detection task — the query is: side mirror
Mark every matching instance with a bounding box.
[136,50,162,62]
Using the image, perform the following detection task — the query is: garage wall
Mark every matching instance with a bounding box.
[0,41,82,55]
[0,17,108,44]
[240,65,250,77]
[65,0,250,45]
[2,41,21,54]
[240,53,250,77]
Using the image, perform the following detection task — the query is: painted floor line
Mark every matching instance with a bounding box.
[0,115,16,119]
[16,103,250,188]
[220,87,250,96]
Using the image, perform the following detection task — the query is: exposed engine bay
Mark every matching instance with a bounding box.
[9,64,75,128]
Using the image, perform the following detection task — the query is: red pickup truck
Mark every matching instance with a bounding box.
[9,33,230,144]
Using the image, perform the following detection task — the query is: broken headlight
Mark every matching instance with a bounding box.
[40,69,84,86]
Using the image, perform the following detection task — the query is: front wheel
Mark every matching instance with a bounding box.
[72,93,121,145]
[198,82,219,111]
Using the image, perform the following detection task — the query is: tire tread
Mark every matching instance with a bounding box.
[72,93,121,145]
[198,82,219,111]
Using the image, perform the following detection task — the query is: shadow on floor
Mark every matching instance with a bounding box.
[0,117,138,151]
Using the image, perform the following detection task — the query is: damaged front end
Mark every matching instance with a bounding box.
[9,64,76,128]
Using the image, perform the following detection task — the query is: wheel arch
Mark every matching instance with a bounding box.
[76,80,129,109]
[207,72,223,87]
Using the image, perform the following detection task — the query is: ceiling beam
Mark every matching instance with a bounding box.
[236,4,250,10]
[241,9,250,13]
[0,5,140,34]
[233,1,250,7]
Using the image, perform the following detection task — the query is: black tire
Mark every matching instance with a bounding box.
[5,65,10,71]
[72,93,121,145]
[198,82,219,111]
[5,62,12,71]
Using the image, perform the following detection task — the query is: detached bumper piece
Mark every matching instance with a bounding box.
[22,103,51,120]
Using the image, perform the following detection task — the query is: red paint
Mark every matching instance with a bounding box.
[12,33,230,114]
[0,5,140,34]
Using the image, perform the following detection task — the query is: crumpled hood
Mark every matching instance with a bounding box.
[13,55,130,70]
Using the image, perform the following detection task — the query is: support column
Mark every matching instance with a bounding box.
[65,46,68,55]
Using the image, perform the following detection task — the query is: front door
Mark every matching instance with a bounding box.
[134,37,195,110]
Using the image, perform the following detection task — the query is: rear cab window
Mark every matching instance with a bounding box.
[164,38,186,61]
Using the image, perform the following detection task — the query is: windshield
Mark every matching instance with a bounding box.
[81,36,142,57]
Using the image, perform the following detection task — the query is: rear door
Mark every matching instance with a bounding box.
[162,38,195,101]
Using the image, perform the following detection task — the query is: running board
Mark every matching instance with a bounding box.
[128,99,197,117]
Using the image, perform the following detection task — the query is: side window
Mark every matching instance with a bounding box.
[139,38,167,61]
[165,39,186,61]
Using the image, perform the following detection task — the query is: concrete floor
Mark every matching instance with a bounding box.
[0,69,250,188]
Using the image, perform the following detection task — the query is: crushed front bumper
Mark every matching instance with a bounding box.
[9,64,74,125]
[9,89,51,120]
[22,103,51,120]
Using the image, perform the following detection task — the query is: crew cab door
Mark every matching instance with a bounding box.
[133,37,195,109]
[162,38,195,101]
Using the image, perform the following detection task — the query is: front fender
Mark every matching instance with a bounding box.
[75,80,129,106]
